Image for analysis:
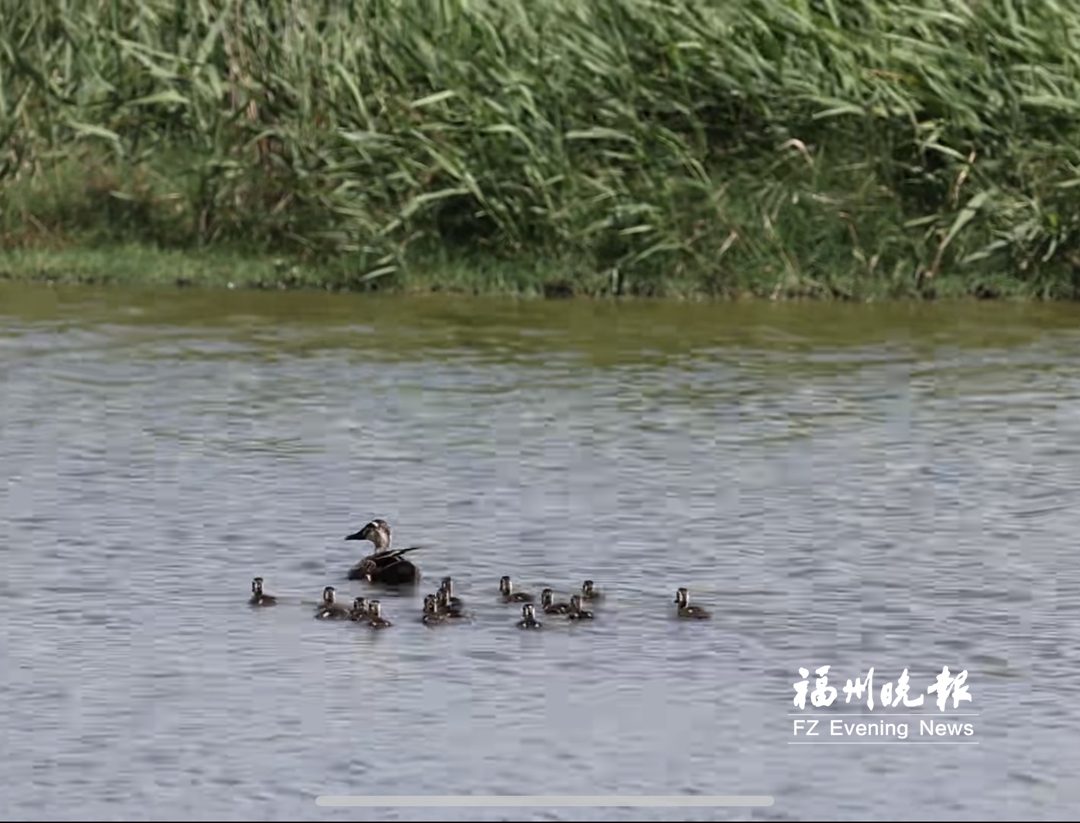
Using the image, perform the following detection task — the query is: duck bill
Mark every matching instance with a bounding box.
[345,530,365,541]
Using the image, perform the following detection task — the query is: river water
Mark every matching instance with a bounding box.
[1,282,1078,820]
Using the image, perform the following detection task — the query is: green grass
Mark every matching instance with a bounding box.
[3,0,1080,299]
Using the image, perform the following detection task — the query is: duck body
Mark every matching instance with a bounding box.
[363,600,392,629]
[436,588,468,619]
[540,588,570,615]
[316,603,351,620]
[567,595,594,620]
[674,587,711,620]
[499,575,534,603]
[345,519,422,585]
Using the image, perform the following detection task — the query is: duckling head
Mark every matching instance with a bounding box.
[436,589,449,610]
[570,594,583,612]
[352,597,369,614]
[252,577,264,595]
[440,577,454,597]
[675,587,689,607]
[346,519,391,550]
[541,588,554,607]
[522,603,536,620]
[423,594,437,614]
[323,586,336,604]
[499,575,511,595]
[369,600,383,618]
[582,580,596,596]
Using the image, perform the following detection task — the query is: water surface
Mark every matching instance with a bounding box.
[1,283,1079,820]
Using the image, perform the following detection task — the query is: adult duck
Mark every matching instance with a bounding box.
[345,519,422,585]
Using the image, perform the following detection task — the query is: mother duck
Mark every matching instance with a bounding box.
[345,519,422,585]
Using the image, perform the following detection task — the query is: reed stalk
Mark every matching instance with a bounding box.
[2,0,1080,298]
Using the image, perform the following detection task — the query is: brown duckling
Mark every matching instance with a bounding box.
[366,599,392,629]
[567,594,594,620]
[499,575,534,603]
[315,586,351,620]
[674,587,711,620]
[436,588,468,619]
[345,519,422,585]
[249,577,277,607]
[581,579,603,602]
[540,588,571,615]
[516,603,542,630]
[349,597,371,621]
[422,594,447,626]
[439,577,465,609]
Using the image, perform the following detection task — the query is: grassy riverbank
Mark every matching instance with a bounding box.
[3,0,1080,299]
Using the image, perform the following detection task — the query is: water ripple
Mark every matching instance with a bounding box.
[1,292,1080,820]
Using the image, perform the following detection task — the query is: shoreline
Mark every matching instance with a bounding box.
[0,244,1054,303]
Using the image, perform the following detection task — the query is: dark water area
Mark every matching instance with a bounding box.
[1,284,1079,820]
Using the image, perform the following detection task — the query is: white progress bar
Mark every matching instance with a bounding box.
[316,796,775,807]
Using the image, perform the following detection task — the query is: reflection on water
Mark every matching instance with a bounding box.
[1,283,1080,820]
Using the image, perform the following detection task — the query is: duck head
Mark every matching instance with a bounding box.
[346,519,391,550]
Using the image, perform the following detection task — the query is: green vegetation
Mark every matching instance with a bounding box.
[3,0,1080,299]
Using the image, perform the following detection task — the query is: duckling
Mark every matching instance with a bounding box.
[421,594,446,626]
[674,587,711,620]
[436,587,468,619]
[345,519,422,585]
[349,597,371,621]
[581,579,603,602]
[499,575,535,603]
[439,577,465,610]
[249,577,277,607]
[540,588,571,615]
[517,603,542,629]
[366,599,392,629]
[315,586,350,620]
[567,594,594,620]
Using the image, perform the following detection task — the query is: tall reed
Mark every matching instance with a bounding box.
[3,0,1080,296]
